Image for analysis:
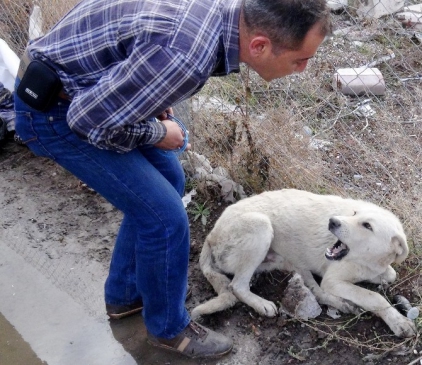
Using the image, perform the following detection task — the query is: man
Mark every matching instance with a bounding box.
[14,0,331,359]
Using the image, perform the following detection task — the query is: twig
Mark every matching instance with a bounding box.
[399,120,421,124]
[251,88,286,94]
[400,77,422,82]
[298,314,416,354]
[360,118,369,133]
[406,355,422,365]
[312,108,343,138]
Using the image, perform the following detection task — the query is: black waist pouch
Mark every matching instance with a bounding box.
[16,59,63,112]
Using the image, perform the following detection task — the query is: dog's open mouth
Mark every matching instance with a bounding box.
[325,240,349,260]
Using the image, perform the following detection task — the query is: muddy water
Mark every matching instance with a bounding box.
[0,312,46,365]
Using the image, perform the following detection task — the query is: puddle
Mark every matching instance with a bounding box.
[0,311,46,365]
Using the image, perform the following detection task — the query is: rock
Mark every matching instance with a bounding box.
[181,152,247,203]
[280,273,322,320]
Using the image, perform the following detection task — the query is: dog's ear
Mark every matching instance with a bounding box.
[392,233,409,264]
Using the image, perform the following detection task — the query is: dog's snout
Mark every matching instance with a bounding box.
[329,217,341,230]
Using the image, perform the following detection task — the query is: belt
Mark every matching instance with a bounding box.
[18,49,71,101]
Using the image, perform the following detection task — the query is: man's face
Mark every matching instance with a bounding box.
[248,24,326,82]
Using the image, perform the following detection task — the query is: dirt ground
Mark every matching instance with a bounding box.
[0,136,421,365]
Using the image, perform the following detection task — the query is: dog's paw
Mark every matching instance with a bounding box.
[190,307,202,320]
[385,312,417,338]
[390,318,417,338]
[252,299,278,317]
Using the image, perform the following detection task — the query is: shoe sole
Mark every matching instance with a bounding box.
[146,339,233,359]
[107,288,192,320]
[107,306,143,320]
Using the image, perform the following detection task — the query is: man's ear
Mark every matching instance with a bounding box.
[392,233,409,264]
[249,36,271,57]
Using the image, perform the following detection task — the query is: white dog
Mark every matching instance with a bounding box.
[191,189,416,338]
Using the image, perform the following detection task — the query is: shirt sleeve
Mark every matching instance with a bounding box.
[67,42,204,153]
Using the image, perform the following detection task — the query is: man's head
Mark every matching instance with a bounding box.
[239,0,332,81]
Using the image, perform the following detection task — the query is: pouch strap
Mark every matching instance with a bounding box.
[17,49,32,79]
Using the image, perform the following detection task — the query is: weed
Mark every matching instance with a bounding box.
[188,201,210,226]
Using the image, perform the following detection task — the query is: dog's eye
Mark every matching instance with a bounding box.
[353,211,357,216]
[362,222,373,231]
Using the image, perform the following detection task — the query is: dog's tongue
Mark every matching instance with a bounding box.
[332,243,347,254]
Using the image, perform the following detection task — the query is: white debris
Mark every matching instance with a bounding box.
[181,152,247,203]
[302,126,313,136]
[354,99,376,118]
[396,7,422,31]
[365,51,395,68]
[212,166,231,179]
[333,25,358,37]
[356,0,404,19]
[182,151,213,176]
[192,95,238,113]
[182,189,196,208]
[404,3,422,12]
[0,39,19,91]
[309,138,332,151]
[326,0,348,11]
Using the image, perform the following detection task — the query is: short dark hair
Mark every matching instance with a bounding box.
[241,0,332,51]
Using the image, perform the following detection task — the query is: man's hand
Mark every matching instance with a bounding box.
[156,107,174,121]
[154,119,190,151]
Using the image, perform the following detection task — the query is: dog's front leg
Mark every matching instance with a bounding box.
[321,278,417,338]
[298,270,360,315]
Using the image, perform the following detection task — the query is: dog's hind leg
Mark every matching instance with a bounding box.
[228,213,278,317]
[191,235,239,319]
[191,291,238,319]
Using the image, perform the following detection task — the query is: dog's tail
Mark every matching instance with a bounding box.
[191,235,238,319]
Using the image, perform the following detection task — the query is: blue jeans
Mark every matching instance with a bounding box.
[14,88,190,338]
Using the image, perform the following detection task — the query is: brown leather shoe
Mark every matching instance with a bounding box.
[106,286,192,320]
[147,321,233,359]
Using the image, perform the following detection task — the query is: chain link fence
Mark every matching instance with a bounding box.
[1,0,421,251]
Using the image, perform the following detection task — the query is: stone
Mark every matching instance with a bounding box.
[280,273,322,320]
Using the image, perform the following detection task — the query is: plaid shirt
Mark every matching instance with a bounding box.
[28,0,241,152]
